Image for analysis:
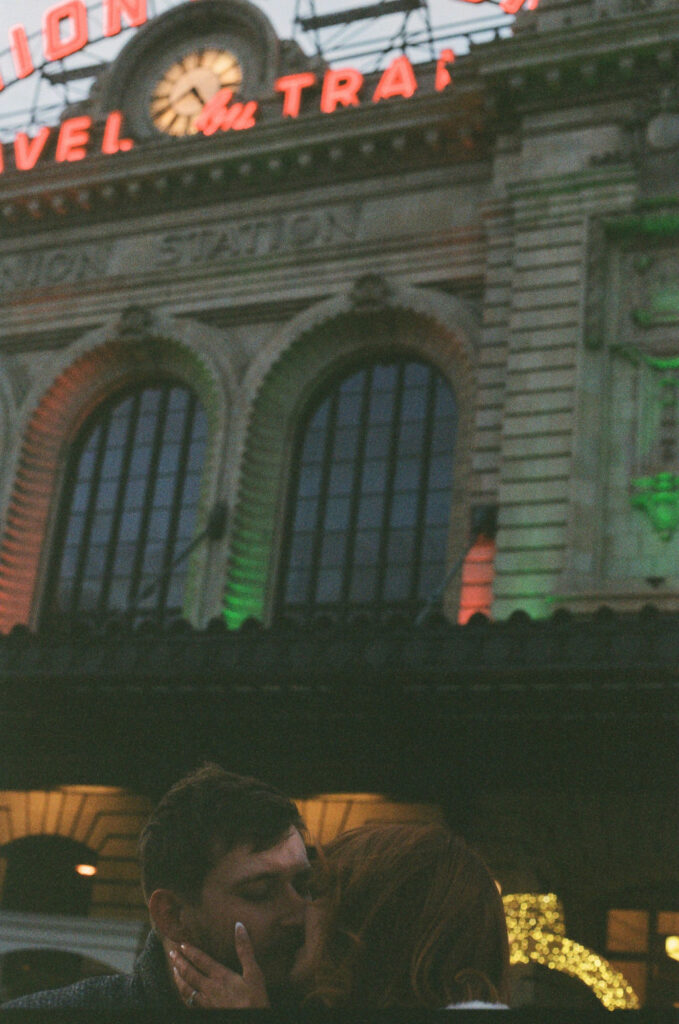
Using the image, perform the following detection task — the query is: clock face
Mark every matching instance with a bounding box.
[150,49,243,136]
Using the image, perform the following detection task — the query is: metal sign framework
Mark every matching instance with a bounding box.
[0,0,515,141]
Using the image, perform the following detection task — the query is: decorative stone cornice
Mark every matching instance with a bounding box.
[0,83,490,233]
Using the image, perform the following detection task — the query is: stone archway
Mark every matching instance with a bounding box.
[223,277,478,627]
[0,310,227,634]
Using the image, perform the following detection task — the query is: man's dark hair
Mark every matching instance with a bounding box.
[139,763,304,902]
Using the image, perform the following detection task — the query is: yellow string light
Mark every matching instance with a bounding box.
[503,893,640,1011]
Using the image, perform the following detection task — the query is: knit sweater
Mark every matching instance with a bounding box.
[1,929,182,1012]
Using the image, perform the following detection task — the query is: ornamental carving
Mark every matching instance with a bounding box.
[349,273,393,312]
[116,305,156,340]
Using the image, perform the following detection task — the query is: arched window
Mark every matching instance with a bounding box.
[278,358,457,622]
[42,382,207,626]
[0,836,97,916]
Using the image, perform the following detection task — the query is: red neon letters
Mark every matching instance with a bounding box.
[457,0,539,6]
[275,73,316,118]
[43,2,90,63]
[9,25,35,80]
[371,55,418,102]
[0,111,133,174]
[103,0,147,37]
[435,50,455,92]
[193,90,259,135]
[1,0,148,88]
[320,68,364,113]
[1,52,457,170]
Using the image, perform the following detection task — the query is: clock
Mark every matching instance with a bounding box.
[99,0,282,141]
[150,48,243,137]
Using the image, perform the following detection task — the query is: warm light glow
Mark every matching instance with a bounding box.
[666,936,679,962]
[75,863,97,876]
[295,793,442,845]
[503,893,640,1010]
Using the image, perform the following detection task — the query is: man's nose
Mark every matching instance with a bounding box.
[279,884,307,925]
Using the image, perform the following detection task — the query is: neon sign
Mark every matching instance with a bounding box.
[0,49,458,174]
[0,0,540,175]
[1,0,148,86]
[195,53,456,135]
[0,0,539,87]
[458,0,539,9]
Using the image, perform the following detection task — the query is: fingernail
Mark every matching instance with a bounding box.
[235,921,246,936]
[169,949,176,960]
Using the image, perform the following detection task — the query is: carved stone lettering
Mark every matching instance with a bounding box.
[151,204,362,269]
[0,243,113,294]
[0,204,363,295]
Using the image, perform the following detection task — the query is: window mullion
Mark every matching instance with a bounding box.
[305,390,339,618]
[97,393,142,616]
[374,361,405,613]
[69,416,111,616]
[156,392,197,620]
[409,368,437,601]
[127,385,171,617]
[339,367,372,616]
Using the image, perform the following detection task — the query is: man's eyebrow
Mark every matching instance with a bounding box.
[231,865,312,887]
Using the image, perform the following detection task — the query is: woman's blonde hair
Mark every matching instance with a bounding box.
[306,821,509,1009]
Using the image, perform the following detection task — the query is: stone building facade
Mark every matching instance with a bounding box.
[0,0,677,1008]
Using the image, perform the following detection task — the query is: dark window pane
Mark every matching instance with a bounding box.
[153,477,175,508]
[324,497,350,531]
[45,383,207,626]
[320,532,347,568]
[401,386,428,422]
[279,359,457,622]
[315,568,342,603]
[399,420,426,456]
[168,388,188,413]
[334,426,359,459]
[372,364,397,391]
[425,490,451,525]
[328,461,353,496]
[354,529,380,564]
[65,514,85,546]
[95,480,119,511]
[350,566,377,602]
[404,362,428,388]
[294,499,317,531]
[302,429,325,461]
[368,390,395,424]
[393,457,421,492]
[392,492,418,528]
[129,446,152,477]
[387,529,415,564]
[357,494,384,528]
[298,464,322,498]
[337,391,362,425]
[361,459,387,494]
[285,568,310,604]
[429,454,454,487]
[101,447,123,480]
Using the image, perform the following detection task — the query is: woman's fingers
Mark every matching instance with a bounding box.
[234,923,268,1004]
[178,942,221,975]
[234,922,261,981]
[171,949,205,989]
[171,958,201,1008]
[170,933,269,1009]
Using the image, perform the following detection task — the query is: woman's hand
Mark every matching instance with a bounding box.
[170,922,269,1009]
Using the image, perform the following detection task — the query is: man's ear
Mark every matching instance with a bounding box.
[148,888,193,943]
